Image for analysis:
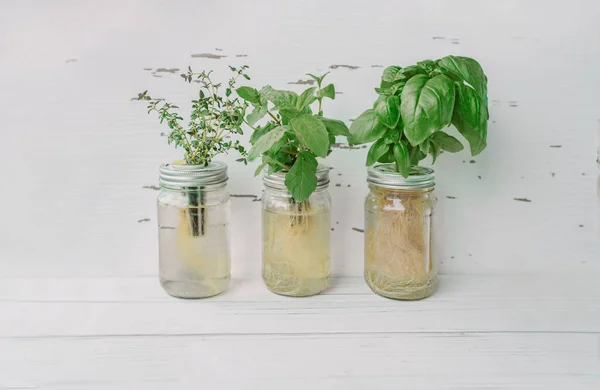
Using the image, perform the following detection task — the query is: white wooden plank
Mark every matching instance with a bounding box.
[1,276,599,338]
[2,333,599,389]
[0,0,598,279]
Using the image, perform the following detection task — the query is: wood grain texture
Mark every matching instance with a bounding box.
[2,333,599,390]
[1,276,599,338]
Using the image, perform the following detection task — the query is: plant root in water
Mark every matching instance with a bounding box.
[263,202,330,297]
[365,192,436,300]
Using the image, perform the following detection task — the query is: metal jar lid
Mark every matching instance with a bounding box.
[263,164,330,190]
[367,163,435,190]
[159,161,228,189]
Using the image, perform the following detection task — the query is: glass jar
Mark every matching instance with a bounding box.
[364,164,437,300]
[261,166,331,297]
[157,162,231,298]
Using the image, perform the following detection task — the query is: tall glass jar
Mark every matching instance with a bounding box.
[262,166,331,297]
[364,164,437,300]
[157,162,231,298]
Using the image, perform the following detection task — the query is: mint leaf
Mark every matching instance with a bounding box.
[348,109,387,145]
[318,84,336,100]
[296,87,317,110]
[452,83,487,155]
[285,151,318,202]
[366,138,389,166]
[400,74,455,146]
[290,114,329,157]
[393,141,410,178]
[317,117,350,137]
[375,95,400,129]
[236,86,261,105]
[247,126,287,161]
[246,105,268,126]
[430,131,464,153]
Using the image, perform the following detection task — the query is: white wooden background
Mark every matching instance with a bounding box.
[1,1,599,388]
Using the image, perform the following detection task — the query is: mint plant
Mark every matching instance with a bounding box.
[237,72,350,202]
[349,55,489,176]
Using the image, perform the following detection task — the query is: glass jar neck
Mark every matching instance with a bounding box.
[159,161,228,191]
[367,164,434,190]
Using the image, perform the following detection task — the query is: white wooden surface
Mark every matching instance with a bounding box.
[1,1,599,388]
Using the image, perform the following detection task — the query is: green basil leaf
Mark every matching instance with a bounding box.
[348,109,387,145]
[393,141,411,178]
[382,66,402,82]
[317,117,350,137]
[419,140,430,154]
[247,126,287,161]
[430,142,440,164]
[438,55,487,101]
[290,114,329,157]
[417,59,435,73]
[378,146,396,163]
[236,86,261,105]
[409,146,426,165]
[285,151,318,202]
[452,83,488,155]
[296,87,317,110]
[400,65,426,79]
[375,95,400,129]
[318,84,336,100]
[400,74,456,146]
[366,138,389,166]
[430,131,464,153]
[383,128,400,144]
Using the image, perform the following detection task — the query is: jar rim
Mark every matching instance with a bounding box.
[159,161,228,190]
[263,164,330,190]
[367,163,435,189]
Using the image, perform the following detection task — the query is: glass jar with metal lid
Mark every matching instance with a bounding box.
[157,161,231,298]
[364,164,438,300]
[261,165,331,297]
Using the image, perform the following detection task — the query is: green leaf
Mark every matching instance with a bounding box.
[348,109,387,145]
[366,138,389,166]
[318,117,350,137]
[246,105,268,126]
[250,122,276,144]
[263,88,298,108]
[290,114,330,157]
[279,107,301,120]
[296,87,317,110]
[254,162,267,177]
[382,128,400,144]
[318,84,336,100]
[382,66,402,82]
[430,142,441,164]
[236,86,261,105]
[306,72,329,85]
[430,131,464,153]
[378,146,396,163]
[285,151,318,202]
[393,141,411,178]
[247,126,287,161]
[438,55,487,101]
[375,95,400,129]
[400,74,456,146]
[417,59,435,73]
[409,146,426,165]
[452,83,488,155]
[400,65,426,79]
[419,140,430,154]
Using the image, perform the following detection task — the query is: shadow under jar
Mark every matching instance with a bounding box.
[261,166,331,297]
[364,164,438,300]
[157,162,231,298]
